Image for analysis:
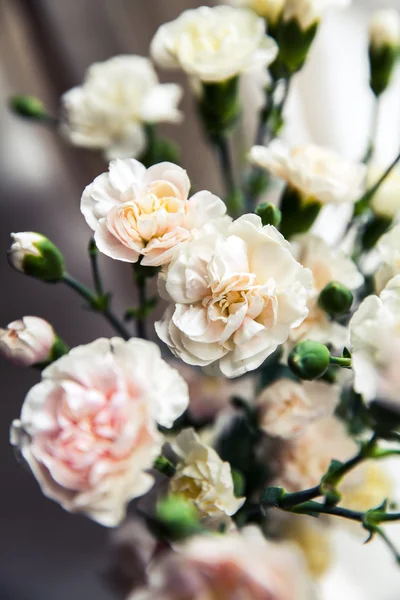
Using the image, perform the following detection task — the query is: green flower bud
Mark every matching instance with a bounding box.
[279,185,321,239]
[156,495,202,540]
[318,281,354,317]
[256,202,282,227]
[369,10,400,97]
[8,232,65,282]
[288,340,331,380]
[9,95,49,121]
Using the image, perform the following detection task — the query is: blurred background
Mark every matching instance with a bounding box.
[1,0,400,598]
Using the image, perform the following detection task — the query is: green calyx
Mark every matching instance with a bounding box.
[275,18,319,74]
[198,76,240,139]
[23,238,66,282]
[369,43,398,97]
[318,281,354,317]
[362,213,393,251]
[288,340,331,380]
[279,185,321,239]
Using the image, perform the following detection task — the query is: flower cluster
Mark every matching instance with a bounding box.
[6,1,400,597]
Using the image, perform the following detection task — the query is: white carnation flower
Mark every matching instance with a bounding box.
[150,5,278,83]
[129,527,316,600]
[289,235,363,348]
[0,316,56,366]
[250,141,366,205]
[10,338,189,526]
[273,416,358,492]
[375,224,400,292]
[61,55,183,160]
[227,0,285,24]
[170,428,245,518]
[257,378,339,439]
[81,158,228,267]
[283,0,352,31]
[156,214,312,378]
[369,9,400,50]
[350,275,400,402]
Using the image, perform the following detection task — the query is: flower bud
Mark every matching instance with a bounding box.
[256,202,282,227]
[8,232,65,282]
[275,14,318,74]
[361,214,393,251]
[318,281,354,317]
[0,317,66,367]
[369,10,400,97]
[156,495,202,540]
[288,340,331,381]
[9,95,49,121]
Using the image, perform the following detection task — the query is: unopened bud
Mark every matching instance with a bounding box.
[369,10,400,97]
[156,495,202,540]
[0,317,67,367]
[318,281,354,317]
[288,340,331,380]
[8,232,65,282]
[256,202,282,227]
[9,95,49,121]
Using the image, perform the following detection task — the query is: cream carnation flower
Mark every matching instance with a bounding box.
[156,214,312,378]
[283,0,351,31]
[61,55,182,160]
[272,416,357,492]
[228,0,285,24]
[375,224,400,292]
[130,527,315,600]
[369,9,400,50]
[81,159,228,266]
[289,235,363,348]
[0,316,56,366]
[368,166,400,219]
[257,378,339,439]
[350,275,400,402]
[150,6,278,83]
[10,338,189,526]
[170,428,244,518]
[250,141,366,204]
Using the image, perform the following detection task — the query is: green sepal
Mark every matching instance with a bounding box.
[369,43,397,97]
[22,238,65,282]
[198,76,240,138]
[320,459,344,507]
[361,213,393,251]
[279,186,321,239]
[276,18,318,74]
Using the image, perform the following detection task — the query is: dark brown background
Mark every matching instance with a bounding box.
[0,1,399,599]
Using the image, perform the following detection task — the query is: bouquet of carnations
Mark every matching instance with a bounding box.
[4,1,400,597]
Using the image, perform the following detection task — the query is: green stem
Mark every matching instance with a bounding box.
[133,265,148,340]
[213,134,242,216]
[88,239,104,297]
[375,527,400,564]
[62,273,130,340]
[330,356,352,368]
[355,149,400,214]
[363,99,380,165]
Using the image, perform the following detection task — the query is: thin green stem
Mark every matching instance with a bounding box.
[330,356,352,368]
[363,99,380,165]
[375,527,400,564]
[62,273,130,340]
[356,149,400,213]
[133,265,148,340]
[213,134,242,216]
[88,239,104,297]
